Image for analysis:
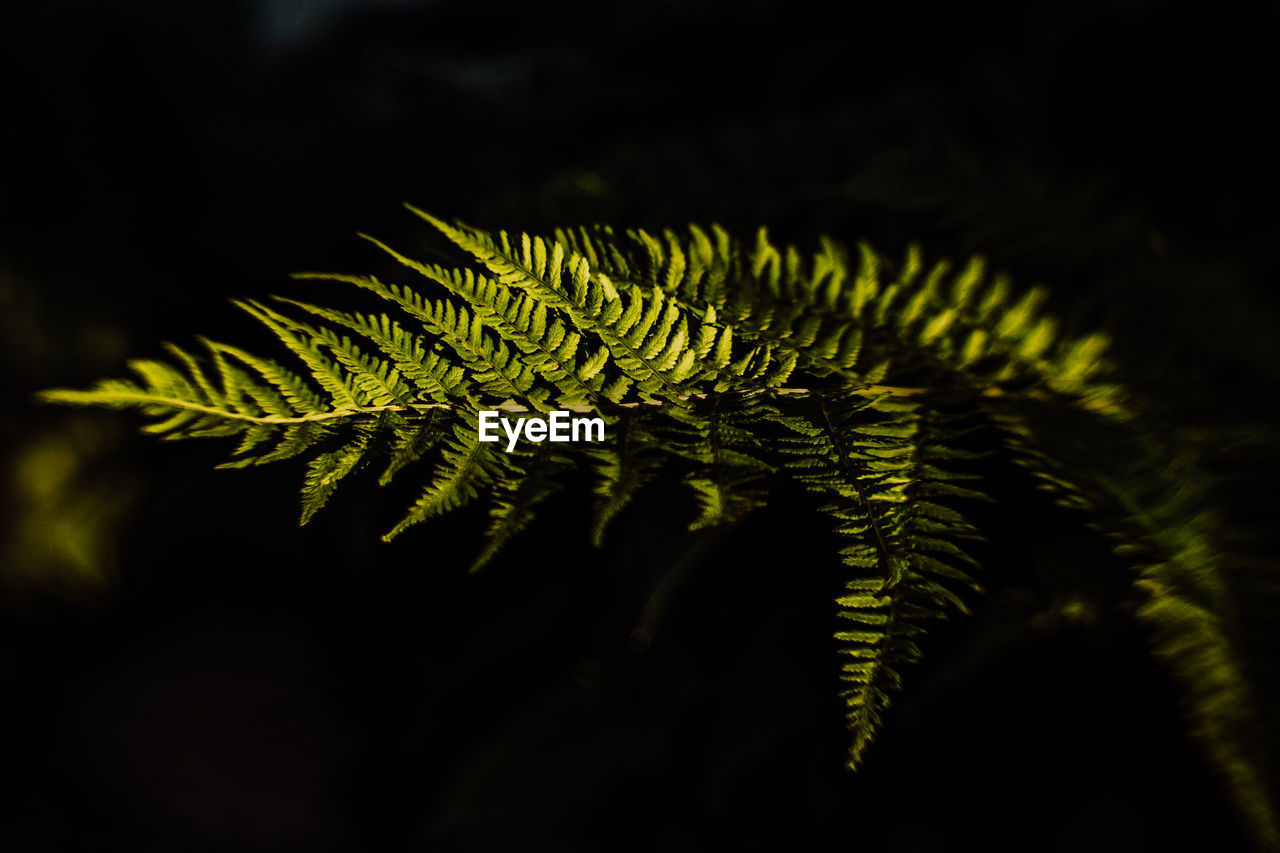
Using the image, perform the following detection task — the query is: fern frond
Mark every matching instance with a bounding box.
[992,402,1279,848]
[775,392,984,767]
[40,209,1273,843]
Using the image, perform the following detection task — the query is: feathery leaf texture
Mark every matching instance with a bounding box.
[38,208,1276,847]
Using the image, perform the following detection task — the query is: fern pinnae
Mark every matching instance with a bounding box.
[599,232,892,391]
[272,295,476,407]
[336,244,610,409]
[228,423,276,458]
[241,299,414,410]
[233,299,363,410]
[203,337,253,414]
[205,339,327,415]
[781,391,976,766]
[989,401,1278,847]
[40,381,254,426]
[586,222,1119,414]
[900,407,987,609]
[161,341,224,408]
[812,395,904,582]
[378,407,449,487]
[666,391,774,531]
[382,412,503,542]
[410,208,715,405]
[193,356,283,440]
[547,226,732,393]
[469,443,576,573]
[321,272,546,410]
[219,422,331,468]
[299,424,377,524]
[587,412,664,547]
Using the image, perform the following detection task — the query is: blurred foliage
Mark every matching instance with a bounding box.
[1,264,139,599]
[2,420,139,595]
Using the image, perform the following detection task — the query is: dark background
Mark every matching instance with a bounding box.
[1,1,1277,850]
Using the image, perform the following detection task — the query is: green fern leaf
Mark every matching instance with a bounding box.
[38,210,1273,844]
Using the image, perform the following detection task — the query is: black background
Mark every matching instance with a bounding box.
[1,1,1277,850]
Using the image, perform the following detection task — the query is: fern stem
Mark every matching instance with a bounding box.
[47,381,1101,427]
